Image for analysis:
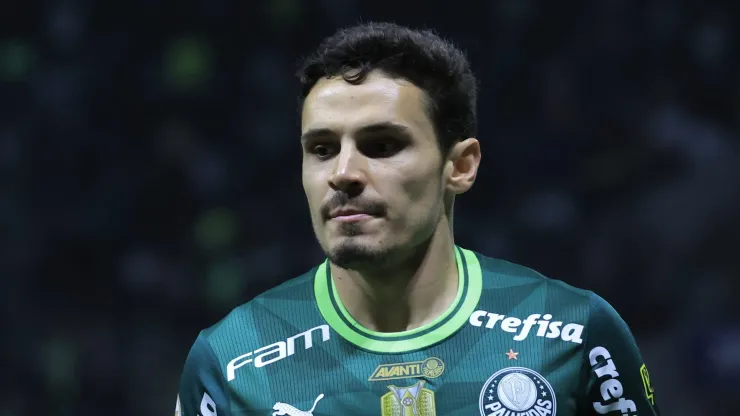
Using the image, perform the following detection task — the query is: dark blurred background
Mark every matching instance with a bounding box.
[2,0,739,415]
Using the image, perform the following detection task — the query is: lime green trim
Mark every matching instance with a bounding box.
[314,247,482,353]
[330,248,465,338]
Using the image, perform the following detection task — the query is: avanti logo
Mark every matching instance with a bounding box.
[226,325,330,382]
[469,311,584,344]
[369,357,445,382]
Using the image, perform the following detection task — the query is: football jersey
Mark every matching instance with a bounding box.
[176,246,660,415]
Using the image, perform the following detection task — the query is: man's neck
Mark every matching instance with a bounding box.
[329,225,459,333]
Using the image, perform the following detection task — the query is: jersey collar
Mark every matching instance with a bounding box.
[314,246,482,353]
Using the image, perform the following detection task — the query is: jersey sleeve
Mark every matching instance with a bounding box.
[579,293,660,416]
[176,332,232,416]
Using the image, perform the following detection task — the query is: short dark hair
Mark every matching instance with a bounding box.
[297,22,478,153]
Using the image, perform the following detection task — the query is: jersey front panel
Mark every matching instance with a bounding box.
[178,247,660,416]
[224,326,579,415]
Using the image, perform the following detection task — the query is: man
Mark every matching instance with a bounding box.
[176,22,660,416]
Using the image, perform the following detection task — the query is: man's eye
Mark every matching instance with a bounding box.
[364,139,402,158]
[312,144,335,159]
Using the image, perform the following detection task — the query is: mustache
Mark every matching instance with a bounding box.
[320,193,387,220]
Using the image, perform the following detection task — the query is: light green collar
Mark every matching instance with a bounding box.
[314,246,482,353]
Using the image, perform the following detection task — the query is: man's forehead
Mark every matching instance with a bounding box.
[301,73,433,136]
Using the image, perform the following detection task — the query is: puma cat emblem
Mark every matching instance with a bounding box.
[272,393,324,416]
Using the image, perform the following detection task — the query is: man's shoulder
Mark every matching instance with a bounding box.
[473,250,592,300]
[472,249,626,326]
[200,265,321,344]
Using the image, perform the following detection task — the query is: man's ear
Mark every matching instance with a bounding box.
[444,138,481,195]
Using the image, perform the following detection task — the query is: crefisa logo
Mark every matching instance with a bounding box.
[479,367,556,416]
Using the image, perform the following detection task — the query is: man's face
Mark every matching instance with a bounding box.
[301,71,445,269]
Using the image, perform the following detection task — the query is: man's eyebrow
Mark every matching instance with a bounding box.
[300,122,411,142]
[300,128,335,143]
[356,122,412,137]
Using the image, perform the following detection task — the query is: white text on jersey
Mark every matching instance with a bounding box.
[199,392,217,416]
[469,311,584,344]
[589,346,637,415]
[226,325,331,382]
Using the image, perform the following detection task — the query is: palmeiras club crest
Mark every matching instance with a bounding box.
[479,367,556,416]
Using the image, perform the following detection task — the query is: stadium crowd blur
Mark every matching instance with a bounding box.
[2,0,739,415]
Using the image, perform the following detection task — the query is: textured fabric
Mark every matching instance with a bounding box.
[177,247,660,416]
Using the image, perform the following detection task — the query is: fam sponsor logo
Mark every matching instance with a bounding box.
[589,346,637,415]
[226,325,331,381]
[479,367,556,416]
[469,311,584,344]
[369,357,445,382]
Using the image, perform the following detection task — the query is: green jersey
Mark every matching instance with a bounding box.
[176,247,659,416]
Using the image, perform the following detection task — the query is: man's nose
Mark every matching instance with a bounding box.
[328,145,367,197]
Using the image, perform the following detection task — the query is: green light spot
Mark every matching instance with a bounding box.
[194,207,238,252]
[0,39,35,81]
[206,259,246,306]
[165,37,211,91]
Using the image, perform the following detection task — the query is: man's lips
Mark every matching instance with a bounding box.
[332,213,373,222]
[329,208,376,222]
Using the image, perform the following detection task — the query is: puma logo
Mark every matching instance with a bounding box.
[272,393,324,416]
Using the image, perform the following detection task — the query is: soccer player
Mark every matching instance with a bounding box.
[176,22,660,416]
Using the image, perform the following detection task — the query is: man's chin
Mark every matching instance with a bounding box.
[325,240,390,271]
